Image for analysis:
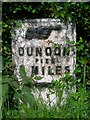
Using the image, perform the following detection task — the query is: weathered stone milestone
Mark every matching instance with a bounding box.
[12,19,76,83]
[12,19,76,106]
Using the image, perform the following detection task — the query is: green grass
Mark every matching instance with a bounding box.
[3,84,89,119]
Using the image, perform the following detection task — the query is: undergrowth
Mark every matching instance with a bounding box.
[2,65,90,119]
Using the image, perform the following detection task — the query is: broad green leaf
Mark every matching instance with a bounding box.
[2,84,9,103]
[14,92,21,100]
[22,86,32,94]
[23,93,35,105]
[10,81,19,89]
[23,76,32,85]
[2,77,12,84]
[2,84,8,97]
[19,65,26,78]
[11,75,18,81]
[34,76,43,80]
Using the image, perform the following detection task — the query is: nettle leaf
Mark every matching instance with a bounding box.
[22,86,35,105]
[23,93,35,105]
[23,76,33,85]
[10,81,19,89]
[14,92,21,100]
[11,75,18,81]
[2,84,9,103]
[19,65,26,78]
[34,76,43,80]
[22,86,32,94]
[2,77,12,84]
[2,84,9,97]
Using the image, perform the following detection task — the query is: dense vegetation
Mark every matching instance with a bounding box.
[2,2,90,119]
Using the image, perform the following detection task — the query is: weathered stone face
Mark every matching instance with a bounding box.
[12,19,76,83]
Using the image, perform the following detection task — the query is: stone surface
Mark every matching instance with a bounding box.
[12,19,76,83]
